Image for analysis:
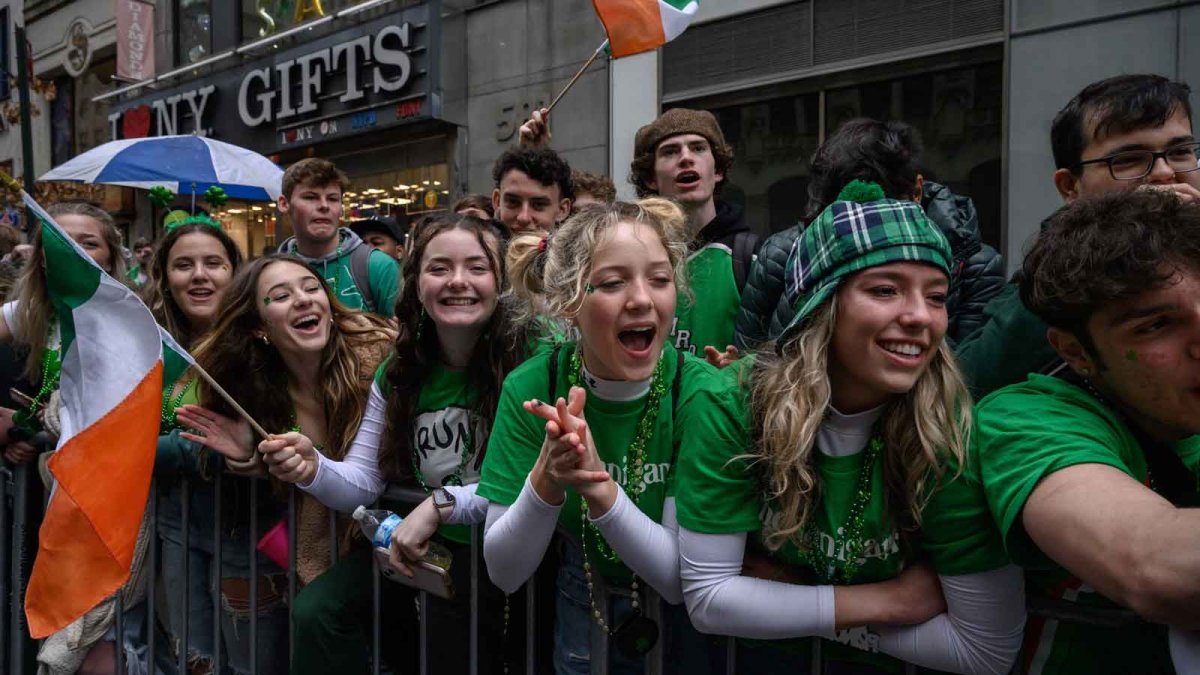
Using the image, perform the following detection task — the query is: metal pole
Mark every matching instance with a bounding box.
[9,464,29,675]
[179,477,190,675]
[213,470,223,675]
[249,483,259,675]
[287,486,296,672]
[419,591,430,675]
[470,526,479,675]
[146,479,157,674]
[114,594,125,674]
[0,466,11,670]
[13,26,34,227]
[371,546,381,675]
[525,577,536,675]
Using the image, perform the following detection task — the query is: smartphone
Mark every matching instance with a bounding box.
[374,547,454,600]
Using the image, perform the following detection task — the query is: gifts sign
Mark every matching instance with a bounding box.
[116,0,155,82]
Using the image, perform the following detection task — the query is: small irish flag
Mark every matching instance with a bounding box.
[22,193,168,638]
[592,0,699,58]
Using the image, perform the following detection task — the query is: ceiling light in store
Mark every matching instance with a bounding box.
[251,206,262,211]
[422,180,430,186]
[433,181,441,186]
[440,191,449,195]
[226,208,244,214]
[394,184,410,191]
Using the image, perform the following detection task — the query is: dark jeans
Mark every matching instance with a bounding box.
[292,539,522,675]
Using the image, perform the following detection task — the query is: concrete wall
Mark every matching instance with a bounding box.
[1004,0,1197,271]
[461,0,610,194]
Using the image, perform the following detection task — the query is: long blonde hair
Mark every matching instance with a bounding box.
[12,201,126,380]
[506,198,691,326]
[750,296,971,552]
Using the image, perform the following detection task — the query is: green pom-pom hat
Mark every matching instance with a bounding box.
[776,179,953,351]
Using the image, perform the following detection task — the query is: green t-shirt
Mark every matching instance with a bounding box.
[974,374,1199,674]
[477,342,715,579]
[376,359,484,544]
[674,358,1007,670]
[671,243,740,356]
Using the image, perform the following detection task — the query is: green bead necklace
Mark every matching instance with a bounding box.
[411,410,478,491]
[288,410,325,453]
[567,345,667,650]
[160,376,195,431]
[13,347,61,433]
[801,434,882,585]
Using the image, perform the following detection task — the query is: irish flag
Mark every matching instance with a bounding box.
[592,0,699,58]
[22,194,167,638]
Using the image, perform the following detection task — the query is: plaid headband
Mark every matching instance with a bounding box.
[777,180,952,351]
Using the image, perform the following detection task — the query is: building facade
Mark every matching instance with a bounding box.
[16,0,1200,265]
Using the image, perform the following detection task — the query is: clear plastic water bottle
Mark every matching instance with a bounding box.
[352,505,453,570]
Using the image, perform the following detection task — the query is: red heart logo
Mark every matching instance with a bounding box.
[122,105,151,139]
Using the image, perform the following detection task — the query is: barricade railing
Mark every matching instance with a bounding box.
[0,462,1149,675]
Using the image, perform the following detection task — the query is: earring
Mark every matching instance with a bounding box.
[1079,367,1091,377]
[261,334,270,346]
[415,307,426,341]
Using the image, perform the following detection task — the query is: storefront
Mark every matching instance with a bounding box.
[105,1,454,258]
[661,0,1005,248]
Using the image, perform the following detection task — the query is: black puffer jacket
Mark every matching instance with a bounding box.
[733,181,1007,350]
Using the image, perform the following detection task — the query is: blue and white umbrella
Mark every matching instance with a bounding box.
[40,135,283,202]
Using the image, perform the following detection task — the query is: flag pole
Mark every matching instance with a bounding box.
[0,170,273,440]
[188,363,272,440]
[545,40,609,115]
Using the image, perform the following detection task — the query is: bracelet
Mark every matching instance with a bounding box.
[225,452,262,474]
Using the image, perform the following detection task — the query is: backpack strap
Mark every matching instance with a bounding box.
[731,231,761,293]
[671,350,684,417]
[348,245,376,312]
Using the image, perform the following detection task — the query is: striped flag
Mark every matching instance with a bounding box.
[22,194,178,638]
[592,0,699,58]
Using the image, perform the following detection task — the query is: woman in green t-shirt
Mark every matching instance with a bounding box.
[477,198,719,674]
[673,182,1025,674]
[253,214,528,674]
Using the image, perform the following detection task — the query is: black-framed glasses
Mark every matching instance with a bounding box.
[1076,141,1200,180]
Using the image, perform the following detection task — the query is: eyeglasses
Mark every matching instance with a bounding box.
[1075,141,1200,180]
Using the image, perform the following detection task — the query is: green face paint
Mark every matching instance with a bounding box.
[1125,349,1138,362]
[585,283,595,294]
[263,297,272,306]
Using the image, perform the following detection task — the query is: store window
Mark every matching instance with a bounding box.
[177,0,213,65]
[240,0,355,43]
[344,163,452,224]
[691,62,1003,248]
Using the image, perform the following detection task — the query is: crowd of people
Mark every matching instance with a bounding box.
[0,70,1198,675]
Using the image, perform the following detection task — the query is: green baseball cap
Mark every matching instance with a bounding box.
[777,180,953,352]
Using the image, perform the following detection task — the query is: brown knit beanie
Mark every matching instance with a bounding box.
[634,108,728,159]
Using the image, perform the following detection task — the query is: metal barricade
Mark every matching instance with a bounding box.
[0,462,1151,675]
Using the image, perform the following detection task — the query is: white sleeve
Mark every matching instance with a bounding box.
[483,478,562,593]
[872,565,1025,675]
[678,525,835,639]
[2,300,17,334]
[440,483,489,526]
[590,493,682,604]
[1171,627,1200,675]
[298,382,387,512]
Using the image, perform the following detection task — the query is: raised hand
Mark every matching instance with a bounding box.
[525,387,614,511]
[518,108,551,147]
[176,404,254,462]
[704,344,741,369]
[257,431,319,484]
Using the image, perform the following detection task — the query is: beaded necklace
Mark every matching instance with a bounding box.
[160,376,195,430]
[288,410,326,453]
[567,345,667,655]
[13,347,61,434]
[411,409,478,491]
[800,433,882,584]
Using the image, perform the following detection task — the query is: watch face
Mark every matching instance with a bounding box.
[433,489,455,508]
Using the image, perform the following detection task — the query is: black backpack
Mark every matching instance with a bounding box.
[730,230,760,293]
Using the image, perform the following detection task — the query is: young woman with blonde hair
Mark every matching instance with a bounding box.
[673,182,1025,674]
[477,198,721,673]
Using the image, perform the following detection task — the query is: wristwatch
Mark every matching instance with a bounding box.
[432,487,455,523]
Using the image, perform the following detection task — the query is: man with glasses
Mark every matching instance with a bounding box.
[955,74,1199,396]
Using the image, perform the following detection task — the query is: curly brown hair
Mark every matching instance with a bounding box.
[378,214,529,482]
[1020,189,1200,356]
[629,134,734,199]
[191,255,393,464]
